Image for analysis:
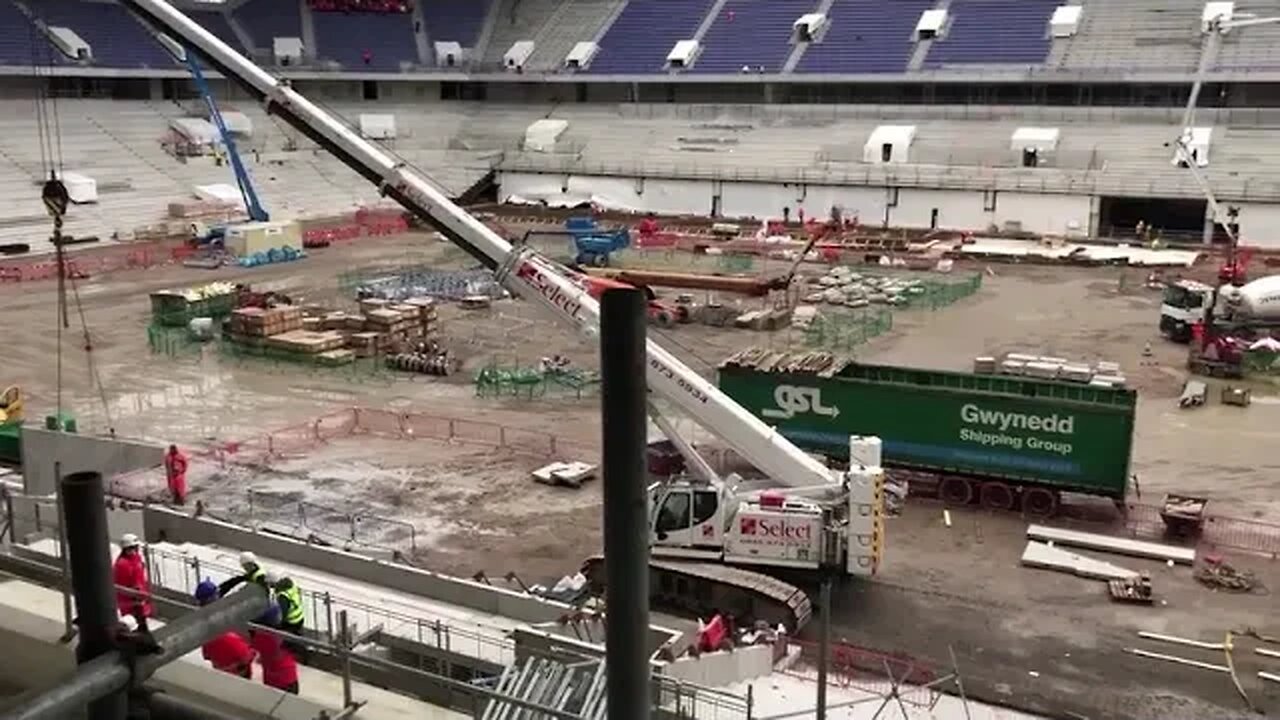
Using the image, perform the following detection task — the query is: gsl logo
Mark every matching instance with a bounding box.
[762,385,839,420]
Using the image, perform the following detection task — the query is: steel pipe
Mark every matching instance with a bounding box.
[599,288,651,720]
[0,584,269,720]
[62,470,127,720]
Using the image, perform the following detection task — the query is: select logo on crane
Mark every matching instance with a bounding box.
[515,259,583,319]
[739,516,814,543]
[762,385,839,420]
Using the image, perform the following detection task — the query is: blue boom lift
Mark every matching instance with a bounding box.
[565,216,630,266]
[184,49,268,245]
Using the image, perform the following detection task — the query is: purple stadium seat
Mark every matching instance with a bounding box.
[421,0,487,46]
[796,0,934,74]
[0,0,59,66]
[692,0,818,74]
[314,12,417,70]
[30,0,175,69]
[587,0,718,74]
[233,0,303,50]
[924,0,1058,67]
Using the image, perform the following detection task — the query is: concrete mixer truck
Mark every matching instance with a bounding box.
[1160,275,1280,341]
[1160,275,1280,376]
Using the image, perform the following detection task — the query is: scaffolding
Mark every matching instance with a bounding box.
[340,264,506,302]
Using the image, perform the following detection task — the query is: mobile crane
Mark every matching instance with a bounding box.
[1160,8,1280,357]
[122,0,884,630]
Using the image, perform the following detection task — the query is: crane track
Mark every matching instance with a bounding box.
[582,555,814,632]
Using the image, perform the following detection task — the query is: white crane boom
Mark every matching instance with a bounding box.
[1174,14,1280,243]
[124,0,837,491]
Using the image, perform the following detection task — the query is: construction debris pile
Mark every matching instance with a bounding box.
[221,296,444,369]
[974,351,1126,388]
[801,266,982,311]
[721,348,855,377]
[1195,560,1259,593]
[805,267,928,308]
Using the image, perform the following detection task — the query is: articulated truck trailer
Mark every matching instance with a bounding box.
[719,351,1137,516]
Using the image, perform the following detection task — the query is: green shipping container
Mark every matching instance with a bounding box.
[718,362,1137,499]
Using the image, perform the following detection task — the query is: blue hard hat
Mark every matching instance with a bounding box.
[194,579,218,603]
[255,603,282,627]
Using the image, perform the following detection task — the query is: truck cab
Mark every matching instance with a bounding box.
[1160,279,1214,342]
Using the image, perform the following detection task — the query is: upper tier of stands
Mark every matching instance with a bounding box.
[0,0,1273,76]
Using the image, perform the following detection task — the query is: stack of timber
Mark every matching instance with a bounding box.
[721,348,854,377]
[227,306,304,342]
[223,296,444,367]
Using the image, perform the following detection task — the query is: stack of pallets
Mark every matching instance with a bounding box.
[226,306,304,346]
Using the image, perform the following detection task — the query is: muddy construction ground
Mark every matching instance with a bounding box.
[4,230,1280,720]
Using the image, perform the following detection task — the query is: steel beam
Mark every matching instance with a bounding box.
[0,584,269,720]
[599,288,650,720]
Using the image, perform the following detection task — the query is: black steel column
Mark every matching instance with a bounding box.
[62,470,127,720]
[599,288,650,720]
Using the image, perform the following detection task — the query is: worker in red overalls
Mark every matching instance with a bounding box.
[164,444,188,506]
[251,605,300,694]
[195,580,256,678]
[112,534,153,619]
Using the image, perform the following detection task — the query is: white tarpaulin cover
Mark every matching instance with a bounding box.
[523,119,568,152]
[59,171,97,204]
[218,110,253,136]
[170,117,218,145]
[193,183,241,204]
[359,114,397,140]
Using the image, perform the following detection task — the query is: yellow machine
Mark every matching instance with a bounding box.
[0,386,23,424]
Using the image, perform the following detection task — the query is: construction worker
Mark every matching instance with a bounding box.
[250,605,299,695]
[112,534,153,619]
[164,444,188,506]
[195,580,256,678]
[218,551,268,596]
[268,573,305,637]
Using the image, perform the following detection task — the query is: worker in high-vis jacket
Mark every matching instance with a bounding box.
[271,574,305,636]
[218,551,268,597]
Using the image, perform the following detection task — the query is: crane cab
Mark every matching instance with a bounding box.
[649,480,727,558]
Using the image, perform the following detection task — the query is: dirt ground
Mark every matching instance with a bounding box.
[4,231,1280,719]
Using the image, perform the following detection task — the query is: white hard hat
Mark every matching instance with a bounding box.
[120,534,140,549]
[119,615,139,633]
[239,551,257,567]
[264,571,280,586]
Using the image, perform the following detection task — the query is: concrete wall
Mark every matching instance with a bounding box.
[144,507,574,624]
[2,483,143,546]
[661,644,774,685]
[21,428,164,496]
[1233,201,1280,248]
[498,171,1098,235]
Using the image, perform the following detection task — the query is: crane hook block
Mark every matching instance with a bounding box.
[42,178,70,218]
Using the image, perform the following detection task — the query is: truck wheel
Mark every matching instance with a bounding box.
[979,482,1014,511]
[1023,487,1059,518]
[651,310,675,328]
[940,477,973,506]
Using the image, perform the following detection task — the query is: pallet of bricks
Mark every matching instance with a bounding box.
[226,306,355,367]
